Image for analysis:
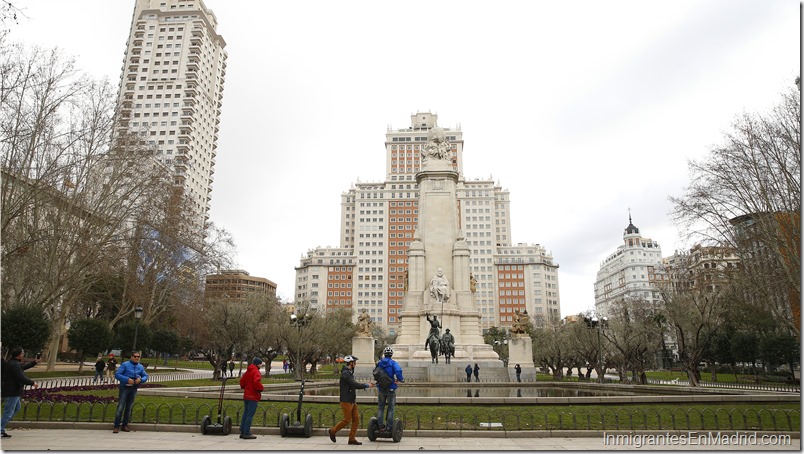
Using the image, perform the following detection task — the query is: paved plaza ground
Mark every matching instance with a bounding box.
[0,427,798,451]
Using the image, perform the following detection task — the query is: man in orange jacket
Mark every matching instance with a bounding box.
[238,357,264,439]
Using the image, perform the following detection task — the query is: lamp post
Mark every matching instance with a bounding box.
[493,339,509,366]
[584,315,608,383]
[290,312,312,380]
[132,306,144,352]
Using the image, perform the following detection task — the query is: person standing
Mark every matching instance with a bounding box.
[228,359,235,377]
[238,357,263,439]
[93,356,106,383]
[375,347,404,430]
[1,347,38,438]
[106,354,117,383]
[473,363,480,382]
[465,364,472,382]
[327,355,373,446]
[514,364,522,382]
[112,351,148,433]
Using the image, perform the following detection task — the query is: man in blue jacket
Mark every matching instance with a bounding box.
[376,347,404,430]
[113,351,148,433]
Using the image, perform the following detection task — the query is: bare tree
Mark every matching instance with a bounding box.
[531,313,571,379]
[601,298,660,384]
[670,81,800,337]
[0,43,173,370]
[656,253,735,386]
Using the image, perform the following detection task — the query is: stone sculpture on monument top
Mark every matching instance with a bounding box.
[429,267,450,304]
[356,309,373,337]
[511,309,530,335]
[420,127,451,162]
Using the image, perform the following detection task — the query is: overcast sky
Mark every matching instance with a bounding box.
[9,0,800,318]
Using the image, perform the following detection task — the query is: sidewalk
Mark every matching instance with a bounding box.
[0,427,798,451]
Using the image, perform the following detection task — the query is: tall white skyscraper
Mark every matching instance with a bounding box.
[114,0,227,233]
[295,112,561,333]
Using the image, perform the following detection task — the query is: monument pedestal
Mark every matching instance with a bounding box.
[507,335,536,381]
[352,336,375,376]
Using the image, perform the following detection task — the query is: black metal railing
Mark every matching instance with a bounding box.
[646,379,800,393]
[34,373,215,390]
[14,401,800,432]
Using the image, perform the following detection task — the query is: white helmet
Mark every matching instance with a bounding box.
[383,347,394,357]
[344,355,358,363]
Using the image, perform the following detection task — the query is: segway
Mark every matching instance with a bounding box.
[367,416,403,442]
[279,379,313,437]
[201,377,232,435]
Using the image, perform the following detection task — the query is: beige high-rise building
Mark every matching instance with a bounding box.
[114,0,227,234]
[295,112,560,334]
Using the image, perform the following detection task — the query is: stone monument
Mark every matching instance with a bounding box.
[508,309,535,380]
[391,126,501,374]
[352,309,375,375]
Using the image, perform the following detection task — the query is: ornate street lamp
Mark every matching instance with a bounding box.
[584,315,608,383]
[290,312,313,380]
[132,306,144,352]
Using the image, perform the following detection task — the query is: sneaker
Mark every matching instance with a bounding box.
[121,426,130,432]
[240,434,256,439]
[1,432,11,438]
[348,439,362,445]
[112,428,119,434]
[328,428,336,443]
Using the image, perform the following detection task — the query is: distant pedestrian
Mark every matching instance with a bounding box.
[238,357,264,439]
[328,355,373,446]
[282,360,288,374]
[465,364,472,382]
[94,356,106,383]
[113,351,148,433]
[106,354,117,383]
[515,364,522,382]
[1,347,39,438]
[473,363,480,382]
[228,360,235,377]
[220,360,227,379]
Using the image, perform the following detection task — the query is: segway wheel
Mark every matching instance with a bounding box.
[303,413,313,438]
[279,413,289,437]
[367,416,379,441]
[391,418,403,443]
[200,415,211,434]
[222,415,232,435]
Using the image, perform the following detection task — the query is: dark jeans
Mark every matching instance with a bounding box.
[376,389,396,427]
[241,400,257,435]
[114,386,138,428]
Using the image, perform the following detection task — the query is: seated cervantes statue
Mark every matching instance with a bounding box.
[429,267,451,304]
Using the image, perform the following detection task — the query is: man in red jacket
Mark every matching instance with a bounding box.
[238,357,264,439]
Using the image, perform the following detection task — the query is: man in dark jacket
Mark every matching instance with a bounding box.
[94,357,106,383]
[327,355,373,445]
[1,347,38,438]
[112,351,148,433]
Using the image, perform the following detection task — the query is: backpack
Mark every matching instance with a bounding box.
[373,363,393,390]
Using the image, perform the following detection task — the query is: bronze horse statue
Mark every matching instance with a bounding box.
[440,338,454,364]
[426,334,440,364]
